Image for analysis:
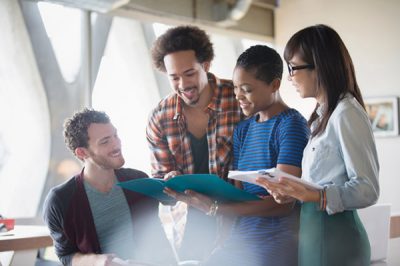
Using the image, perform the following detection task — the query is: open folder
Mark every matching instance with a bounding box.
[117,174,260,203]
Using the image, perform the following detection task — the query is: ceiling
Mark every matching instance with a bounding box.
[25,0,277,40]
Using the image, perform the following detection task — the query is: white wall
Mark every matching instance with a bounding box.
[92,17,161,175]
[0,0,51,218]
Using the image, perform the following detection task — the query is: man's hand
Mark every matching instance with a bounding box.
[163,171,180,181]
[72,253,120,266]
[94,254,116,266]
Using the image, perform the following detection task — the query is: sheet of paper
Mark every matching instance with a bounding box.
[228,168,323,190]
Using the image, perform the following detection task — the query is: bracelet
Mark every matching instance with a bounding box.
[206,201,219,216]
[319,187,327,211]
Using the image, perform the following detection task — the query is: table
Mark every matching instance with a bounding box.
[390,214,400,239]
[0,225,52,252]
[0,225,53,266]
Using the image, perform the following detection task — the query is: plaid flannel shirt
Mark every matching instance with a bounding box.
[146,73,243,180]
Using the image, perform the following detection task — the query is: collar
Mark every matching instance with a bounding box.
[77,168,121,184]
[206,72,221,112]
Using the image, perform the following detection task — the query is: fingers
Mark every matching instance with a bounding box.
[272,192,294,204]
[256,177,279,191]
[183,189,203,199]
[257,175,314,203]
[163,188,193,205]
[163,171,179,180]
[163,187,183,201]
[256,177,297,200]
[164,188,212,213]
[102,254,117,266]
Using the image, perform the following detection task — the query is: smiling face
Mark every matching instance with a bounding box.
[287,54,319,100]
[79,123,125,170]
[233,66,280,121]
[163,50,210,107]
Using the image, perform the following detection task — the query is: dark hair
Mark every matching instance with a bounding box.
[63,108,110,153]
[236,45,283,84]
[284,24,364,138]
[151,25,214,72]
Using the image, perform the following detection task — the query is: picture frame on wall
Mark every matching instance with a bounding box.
[365,96,399,137]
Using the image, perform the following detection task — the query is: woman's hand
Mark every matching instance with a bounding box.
[270,191,295,204]
[164,187,214,214]
[256,176,294,203]
[256,177,320,203]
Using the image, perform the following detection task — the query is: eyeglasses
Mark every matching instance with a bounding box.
[287,64,314,76]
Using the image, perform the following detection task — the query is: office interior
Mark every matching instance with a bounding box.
[0,0,399,265]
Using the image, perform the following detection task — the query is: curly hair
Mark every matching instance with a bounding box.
[63,108,110,153]
[151,25,214,72]
[236,45,283,84]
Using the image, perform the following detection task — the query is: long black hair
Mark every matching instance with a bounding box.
[284,24,364,137]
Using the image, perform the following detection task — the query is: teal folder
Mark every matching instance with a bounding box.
[117,174,260,203]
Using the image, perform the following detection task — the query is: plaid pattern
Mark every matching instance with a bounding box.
[146,73,243,179]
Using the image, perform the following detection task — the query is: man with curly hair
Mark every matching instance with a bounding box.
[147,25,242,261]
[43,108,174,266]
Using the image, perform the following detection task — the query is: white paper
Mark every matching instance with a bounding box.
[228,168,323,190]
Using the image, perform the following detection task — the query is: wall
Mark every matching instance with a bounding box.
[0,0,51,218]
[92,17,162,174]
[274,0,400,264]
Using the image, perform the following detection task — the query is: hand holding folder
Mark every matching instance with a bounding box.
[117,174,260,203]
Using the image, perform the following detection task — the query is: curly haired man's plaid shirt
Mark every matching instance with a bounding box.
[146,73,243,180]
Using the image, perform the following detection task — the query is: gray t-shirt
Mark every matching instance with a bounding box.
[84,180,136,259]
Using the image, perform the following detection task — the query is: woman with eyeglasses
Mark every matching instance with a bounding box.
[257,24,379,266]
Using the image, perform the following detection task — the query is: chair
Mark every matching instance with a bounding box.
[358,203,391,264]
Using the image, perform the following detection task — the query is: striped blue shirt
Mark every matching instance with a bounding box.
[206,108,310,266]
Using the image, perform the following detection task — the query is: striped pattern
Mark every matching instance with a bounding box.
[234,109,309,171]
[146,73,243,179]
[207,109,310,266]
[84,182,136,260]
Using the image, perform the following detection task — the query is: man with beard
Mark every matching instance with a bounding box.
[147,25,242,261]
[43,108,174,266]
